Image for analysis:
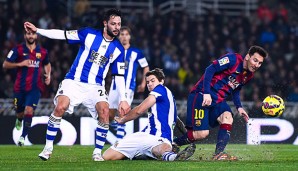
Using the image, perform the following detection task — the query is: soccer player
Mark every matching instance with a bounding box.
[24,8,130,161]
[173,45,268,160]
[103,68,195,161]
[108,26,149,141]
[2,30,51,146]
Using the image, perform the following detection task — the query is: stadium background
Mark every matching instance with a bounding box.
[0,0,298,145]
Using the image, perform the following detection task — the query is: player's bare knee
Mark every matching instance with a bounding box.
[218,112,233,124]
[152,143,171,157]
[193,130,209,140]
[24,106,34,115]
[54,105,67,117]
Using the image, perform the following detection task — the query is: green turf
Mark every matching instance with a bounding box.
[0,144,297,171]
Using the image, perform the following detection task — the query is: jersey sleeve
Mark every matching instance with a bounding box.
[212,54,237,72]
[110,44,126,76]
[149,85,164,102]
[65,28,88,44]
[137,50,148,68]
[6,47,19,62]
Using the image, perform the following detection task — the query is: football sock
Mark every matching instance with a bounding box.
[94,122,109,154]
[116,123,126,139]
[17,117,23,122]
[21,114,32,138]
[45,114,61,149]
[174,129,195,146]
[162,151,177,161]
[215,124,232,154]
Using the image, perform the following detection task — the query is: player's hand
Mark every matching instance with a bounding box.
[118,101,130,117]
[137,84,146,93]
[44,74,51,85]
[114,116,125,124]
[202,94,212,106]
[24,22,37,33]
[238,107,249,123]
[19,59,34,67]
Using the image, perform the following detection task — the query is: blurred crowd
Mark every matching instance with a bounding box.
[1,0,298,106]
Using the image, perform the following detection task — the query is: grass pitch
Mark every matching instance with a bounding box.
[0,144,297,171]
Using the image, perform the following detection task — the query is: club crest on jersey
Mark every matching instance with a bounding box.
[218,57,230,66]
[195,120,201,126]
[36,53,41,59]
[228,76,240,89]
[89,50,108,67]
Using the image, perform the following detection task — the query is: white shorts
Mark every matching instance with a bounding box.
[54,79,108,119]
[108,86,134,109]
[110,132,172,160]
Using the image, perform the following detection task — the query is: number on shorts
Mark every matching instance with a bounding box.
[98,90,107,96]
[194,109,204,119]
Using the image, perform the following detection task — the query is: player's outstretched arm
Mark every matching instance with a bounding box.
[3,59,35,69]
[24,21,66,40]
[115,94,156,124]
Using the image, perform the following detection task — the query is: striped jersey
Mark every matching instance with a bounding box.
[64,28,125,85]
[111,46,148,91]
[142,84,177,142]
[6,43,49,92]
[191,53,254,104]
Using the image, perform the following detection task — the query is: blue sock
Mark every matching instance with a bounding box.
[45,114,61,148]
[94,122,108,154]
[21,114,32,138]
[116,123,126,139]
[215,124,232,154]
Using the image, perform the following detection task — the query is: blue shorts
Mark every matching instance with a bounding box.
[185,92,232,131]
[13,89,41,113]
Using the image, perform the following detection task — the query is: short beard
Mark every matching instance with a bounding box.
[107,27,118,38]
[26,39,35,45]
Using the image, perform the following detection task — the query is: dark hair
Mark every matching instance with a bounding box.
[248,45,268,59]
[145,68,165,82]
[120,26,131,34]
[103,8,122,22]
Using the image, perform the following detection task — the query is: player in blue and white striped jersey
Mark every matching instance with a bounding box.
[103,68,194,161]
[24,9,130,161]
[108,26,149,141]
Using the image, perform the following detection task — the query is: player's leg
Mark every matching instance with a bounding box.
[210,102,237,160]
[13,94,25,131]
[152,143,177,161]
[174,92,209,146]
[18,106,33,145]
[39,95,70,161]
[102,147,126,160]
[15,112,24,131]
[19,90,40,146]
[92,101,109,161]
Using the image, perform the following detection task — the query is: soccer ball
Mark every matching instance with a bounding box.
[262,95,285,117]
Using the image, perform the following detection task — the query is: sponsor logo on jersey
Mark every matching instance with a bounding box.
[228,76,240,89]
[28,61,40,68]
[218,57,230,66]
[89,50,108,67]
[23,53,28,56]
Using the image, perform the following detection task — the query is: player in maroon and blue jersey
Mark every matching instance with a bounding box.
[173,45,268,160]
[3,30,51,146]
